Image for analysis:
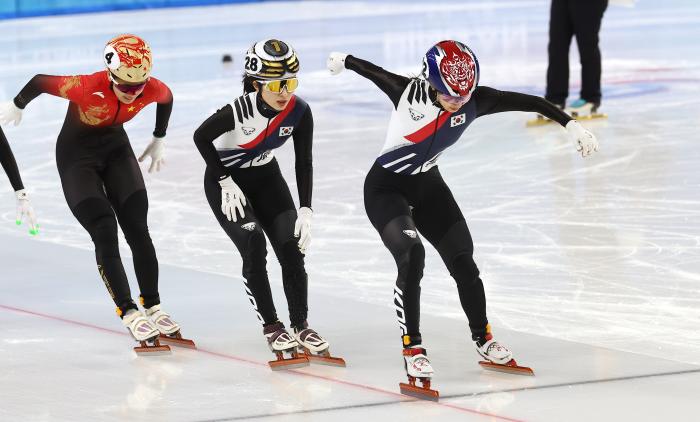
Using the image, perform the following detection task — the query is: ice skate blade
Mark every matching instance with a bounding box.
[576,113,607,121]
[158,334,196,349]
[399,382,439,402]
[479,360,534,376]
[306,354,346,367]
[134,344,171,356]
[526,113,607,127]
[268,356,310,371]
[526,116,554,127]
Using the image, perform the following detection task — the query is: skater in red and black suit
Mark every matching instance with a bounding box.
[0,126,37,235]
[0,34,191,352]
[327,40,599,398]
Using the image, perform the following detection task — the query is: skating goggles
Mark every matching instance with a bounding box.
[438,92,471,105]
[109,73,149,95]
[260,78,298,94]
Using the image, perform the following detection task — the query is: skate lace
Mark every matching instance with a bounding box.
[487,341,507,354]
[274,331,293,344]
[413,355,430,369]
[297,328,324,346]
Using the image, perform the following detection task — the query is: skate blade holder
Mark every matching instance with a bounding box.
[399,376,439,402]
[479,359,534,376]
[134,337,171,356]
[268,350,310,371]
[158,331,197,349]
[301,348,346,367]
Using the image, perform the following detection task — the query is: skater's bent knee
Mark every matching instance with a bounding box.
[450,253,480,283]
[397,243,425,285]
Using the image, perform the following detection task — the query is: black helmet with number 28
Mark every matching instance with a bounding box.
[244,39,299,80]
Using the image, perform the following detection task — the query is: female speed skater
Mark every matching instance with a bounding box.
[327,40,598,399]
[194,39,344,369]
[0,34,194,354]
[1,126,38,235]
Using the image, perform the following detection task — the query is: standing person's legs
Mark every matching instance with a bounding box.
[102,144,159,308]
[412,171,489,341]
[204,166,279,326]
[364,167,425,347]
[571,0,608,105]
[545,0,575,107]
[60,157,137,316]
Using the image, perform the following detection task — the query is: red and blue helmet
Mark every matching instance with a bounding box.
[422,40,480,98]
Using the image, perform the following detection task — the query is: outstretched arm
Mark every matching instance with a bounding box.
[14,74,84,109]
[474,86,572,126]
[475,86,599,157]
[328,53,411,108]
[1,74,84,127]
[193,105,236,179]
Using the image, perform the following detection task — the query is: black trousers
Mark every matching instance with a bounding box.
[545,0,608,106]
[204,159,308,328]
[364,163,488,345]
[58,134,159,316]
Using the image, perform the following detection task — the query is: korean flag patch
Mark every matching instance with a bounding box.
[450,113,466,127]
[279,126,294,136]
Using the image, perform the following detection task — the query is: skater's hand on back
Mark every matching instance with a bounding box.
[327,52,348,75]
[294,207,313,254]
[138,137,166,173]
[566,120,599,158]
[15,189,38,236]
[0,102,23,127]
[218,175,247,222]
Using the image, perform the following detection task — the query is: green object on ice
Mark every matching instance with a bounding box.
[29,228,39,236]
[16,220,21,225]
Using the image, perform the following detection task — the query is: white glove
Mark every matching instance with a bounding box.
[219,175,247,222]
[327,52,348,75]
[566,120,599,158]
[294,207,313,254]
[15,189,38,235]
[138,136,165,173]
[0,102,23,126]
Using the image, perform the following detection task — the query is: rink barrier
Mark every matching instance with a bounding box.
[0,0,262,19]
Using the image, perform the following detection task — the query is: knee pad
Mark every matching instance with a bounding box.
[91,214,120,258]
[450,253,481,285]
[242,229,267,277]
[279,240,305,274]
[119,190,150,243]
[395,242,425,291]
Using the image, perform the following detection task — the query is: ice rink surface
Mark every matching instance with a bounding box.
[1,0,699,420]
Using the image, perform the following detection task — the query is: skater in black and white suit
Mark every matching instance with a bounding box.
[194,39,340,364]
[327,40,598,385]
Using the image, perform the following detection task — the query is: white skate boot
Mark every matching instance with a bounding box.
[399,345,439,401]
[122,309,170,356]
[475,330,533,376]
[264,321,309,370]
[144,304,196,349]
[293,322,346,367]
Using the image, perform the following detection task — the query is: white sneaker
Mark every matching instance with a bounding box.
[403,345,434,378]
[123,310,159,342]
[144,304,180,336]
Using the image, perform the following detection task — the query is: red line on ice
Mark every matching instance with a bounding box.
[0,303,524,422]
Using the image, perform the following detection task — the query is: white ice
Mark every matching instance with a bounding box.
[1,1,699,421]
